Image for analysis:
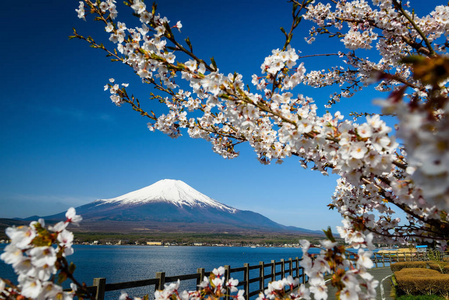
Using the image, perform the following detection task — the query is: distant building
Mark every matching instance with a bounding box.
[416,245,428,253]
[146,242,162,246]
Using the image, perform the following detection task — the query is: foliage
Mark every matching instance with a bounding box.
[427,249,449,274]
[428,263,449,274]
[395,268,449,296]
[391,274,399,298]
[428,249,445,262]
[391,262,428,272]
[67,231,323,245]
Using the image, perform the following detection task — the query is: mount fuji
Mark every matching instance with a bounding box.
[37,179,318,235]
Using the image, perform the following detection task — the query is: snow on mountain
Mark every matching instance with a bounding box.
[96,179,237,213]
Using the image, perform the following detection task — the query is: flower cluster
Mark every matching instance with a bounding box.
[379,77,449,213]
[256,275,308,300]
[0,208,84,299]
[119,266,244,300]
[299,235,378,300]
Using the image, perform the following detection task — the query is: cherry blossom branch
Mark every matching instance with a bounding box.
[281,0,313,51]
[392,0,436,57]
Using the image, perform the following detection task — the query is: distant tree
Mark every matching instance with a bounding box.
[2,0,449,299]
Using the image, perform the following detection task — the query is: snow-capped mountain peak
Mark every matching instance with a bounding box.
[34,179,320,236]
[97,179,237,212]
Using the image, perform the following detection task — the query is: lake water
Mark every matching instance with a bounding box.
[0,244,318,299]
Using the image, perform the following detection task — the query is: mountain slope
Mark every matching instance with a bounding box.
[38,179,319,235]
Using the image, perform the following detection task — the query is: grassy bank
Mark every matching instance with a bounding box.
[69,231,324,246]
[0,218,327,246]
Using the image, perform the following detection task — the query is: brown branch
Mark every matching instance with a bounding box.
[282,0,312,51]
[392,0,435,56]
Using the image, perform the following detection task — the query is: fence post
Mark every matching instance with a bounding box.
[225,265,231,300]
[259,261,265,294]
[374,254,378,268]
[280,259,285,279]
[382,254,385,267]
[288,258,293,277]
[197,268,205,288]
[93,278,106,300]
[301,267,306,284]
[295,257,299,279]
[156,272,166,291]
[271,260,276,282]
[244,263,250,300]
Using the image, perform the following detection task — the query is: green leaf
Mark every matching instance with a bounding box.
[210,57,217,70]
[69,262,76,275]
[152,2,157,15]
[58,271,68,284]
[185,37,193,53]
[400,55,425,64]
[322,226,336,243]
[280,27,288,37]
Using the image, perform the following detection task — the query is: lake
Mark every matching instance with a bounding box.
[0,244,318,299]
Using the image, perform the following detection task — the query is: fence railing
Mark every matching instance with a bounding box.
[86,257,305,300]
[371,252,429,268]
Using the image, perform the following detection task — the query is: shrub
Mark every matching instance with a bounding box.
[391,262,428,272]
[395,268,449,296]
[428,262,449,274]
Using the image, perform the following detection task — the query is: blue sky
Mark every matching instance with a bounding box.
[0,0,439,231]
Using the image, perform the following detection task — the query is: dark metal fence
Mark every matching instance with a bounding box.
[87,257,305,300]
[82,250,431,299]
